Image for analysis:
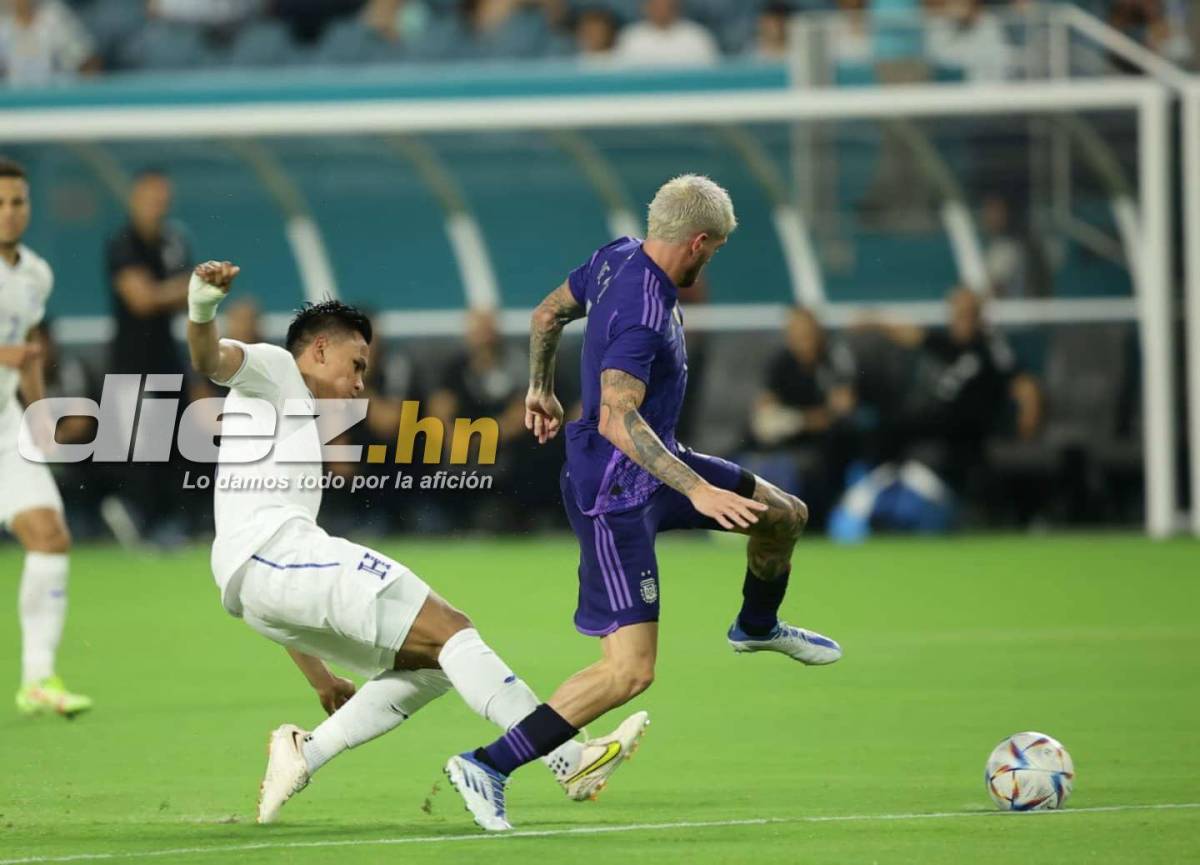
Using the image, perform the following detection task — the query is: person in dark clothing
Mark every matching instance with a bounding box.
[105,169,193,544]
[749,307,858,524]
[107,169,190,376]
[875,287,1041,484]
[832,287,1043,540]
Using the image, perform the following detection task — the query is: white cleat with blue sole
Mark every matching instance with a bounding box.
[727,620,843,665]
[445,752,512,832]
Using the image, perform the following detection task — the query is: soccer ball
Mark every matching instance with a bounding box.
[985,731,1075,811]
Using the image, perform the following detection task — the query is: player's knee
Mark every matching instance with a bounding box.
[17,511,70,553]
[611,661,655,701]
[785,494,808,539]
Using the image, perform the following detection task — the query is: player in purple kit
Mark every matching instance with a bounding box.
[445,174,841,829]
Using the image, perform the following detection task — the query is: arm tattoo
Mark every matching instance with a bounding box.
[529,282,584,393]
[600,368,704,496]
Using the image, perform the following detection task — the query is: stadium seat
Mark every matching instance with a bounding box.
[118,21,211,71]
[315,18,409,65]
[226,20,303,68]
[474,9,556,60]
[78,0,148,67]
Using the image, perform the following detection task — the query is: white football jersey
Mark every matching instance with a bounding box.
[0,245,53,416]
[210,339,323,615]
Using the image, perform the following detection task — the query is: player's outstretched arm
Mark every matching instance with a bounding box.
[185,260,243,382]
[526,281,585,444]
[598,368,765,530]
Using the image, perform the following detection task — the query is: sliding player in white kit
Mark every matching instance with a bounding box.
[0,158,92,718]
[185,261,647,826]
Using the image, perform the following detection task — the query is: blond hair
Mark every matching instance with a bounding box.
[646,174,737,243]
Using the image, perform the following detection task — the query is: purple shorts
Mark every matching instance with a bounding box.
[561,449,757,637]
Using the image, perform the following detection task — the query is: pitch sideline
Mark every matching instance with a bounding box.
[2,802,1197,865]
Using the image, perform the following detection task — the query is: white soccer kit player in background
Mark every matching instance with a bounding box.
[185,261,647,828]
[0,158,92,718]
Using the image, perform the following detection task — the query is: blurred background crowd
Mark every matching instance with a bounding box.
[33,168,1140,548]
[1,0,1188,547]
[0,0,1195,86]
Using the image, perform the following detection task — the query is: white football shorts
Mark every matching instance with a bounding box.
[236,519,432,676]
[0,403,63,530]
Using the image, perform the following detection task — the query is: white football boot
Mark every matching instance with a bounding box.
[727,620,843,665]
[558,710,650,802]
[445,753,512,832]
[257,724,311,824]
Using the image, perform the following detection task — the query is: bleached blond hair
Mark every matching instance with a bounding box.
[646,174,737,243]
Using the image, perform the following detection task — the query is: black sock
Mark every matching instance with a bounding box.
[737,566,790,636]
[476,704,578,776]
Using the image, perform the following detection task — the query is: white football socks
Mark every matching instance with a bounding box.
[302,668,451,775]
[19,552,69,684]
[436,628,583,776]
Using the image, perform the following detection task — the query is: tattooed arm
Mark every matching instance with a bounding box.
[598,368,764,530]
[526,281,585,444]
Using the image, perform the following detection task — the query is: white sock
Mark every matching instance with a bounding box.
[301,668,452,776]
[19,552,69,684]
[437,628,583,776]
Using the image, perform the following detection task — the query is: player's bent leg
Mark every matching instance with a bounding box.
[443,623,658,832]
[726,476,841,665]
[11,508,91,718]
[548,621,658,728]
[257,668,452,824]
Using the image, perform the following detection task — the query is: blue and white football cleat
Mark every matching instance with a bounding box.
[444,753,512,832]
[727,620,843,665]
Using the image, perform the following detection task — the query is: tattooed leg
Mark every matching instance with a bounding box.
[734,476,808,581]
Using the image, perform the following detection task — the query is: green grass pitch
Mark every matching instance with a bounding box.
[1,534,1198,864]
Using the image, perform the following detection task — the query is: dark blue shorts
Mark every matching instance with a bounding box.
[561,449,757,637]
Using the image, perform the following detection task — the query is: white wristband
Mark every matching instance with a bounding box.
[187,273,226,323]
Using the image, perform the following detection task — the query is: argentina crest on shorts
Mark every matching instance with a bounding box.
[639,570,658,604]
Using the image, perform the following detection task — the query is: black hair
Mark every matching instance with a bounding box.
[285,299,373,355]
[133,166,169,182]
[0,156,27,181]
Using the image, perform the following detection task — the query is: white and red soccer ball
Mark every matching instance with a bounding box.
[985,731,1075,811]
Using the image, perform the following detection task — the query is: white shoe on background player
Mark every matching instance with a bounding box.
[557,710,650,802]
[445,752,512,832]
[257,724,310,824]
[727,620,843,665]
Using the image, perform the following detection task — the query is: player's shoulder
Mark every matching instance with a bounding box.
[17,245,53,292]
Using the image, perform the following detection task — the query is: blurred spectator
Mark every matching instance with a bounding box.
[613,0,720,67]
[754,3,792,61]
[832,287,1042,539]
[106,169,194,545]
[273,0,367,43]
[0,0,99,86]
[222,298,263,344]
[429,309,524,436]
[360,0,430,43]
[108,170,191,379]
[873,287,1041,449]
[830,0,872,66]
[1106,0,1192,69]
[574,5,618,60]
[927,0,1014,82]
[979,195,1050,298]
[427,308,563,529]
[747,307,858,523]
[751,308,857,451]
[148,0,265,27]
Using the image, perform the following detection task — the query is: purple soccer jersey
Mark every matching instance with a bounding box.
[563,237,689,516]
